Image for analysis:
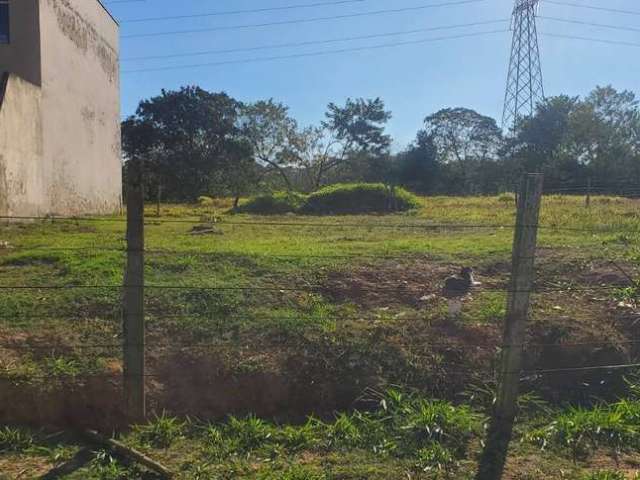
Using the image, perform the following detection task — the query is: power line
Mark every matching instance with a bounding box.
[540,31,640,48]
[119,31,640,73]
[121,30,508,73]
[122,19,511,62]
[121,0,487,39]
[122,30,509,74]
[121,0,370,23]
[539,15,640,34]
[543,0,640,17]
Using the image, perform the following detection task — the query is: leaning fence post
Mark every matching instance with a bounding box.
[123,159,146,423]
[475,173,544,480]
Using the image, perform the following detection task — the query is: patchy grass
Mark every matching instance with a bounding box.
[1,195,639,476]
[528,399,640,462]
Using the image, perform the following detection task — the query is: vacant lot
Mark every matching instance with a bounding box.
[1,195,639,478]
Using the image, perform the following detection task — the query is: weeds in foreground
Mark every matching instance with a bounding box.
[582,471,640,480]
[196,389,481,475]
[415,442,457,473]
[527,401,640,462]
[256,464,327,480]
[0,426,34,452]
[133,412,186,448]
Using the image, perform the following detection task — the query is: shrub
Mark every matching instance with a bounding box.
[497,192,516,203]
[301,183,420,215]
[236,192,307,215]
[198,196,215,206]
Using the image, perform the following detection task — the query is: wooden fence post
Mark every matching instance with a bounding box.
[475,173,544,480]
[123,159,146,423]
[156,183,162,218]
[586,177,591,208]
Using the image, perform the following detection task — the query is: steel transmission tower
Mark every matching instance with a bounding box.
[502,0,544,131]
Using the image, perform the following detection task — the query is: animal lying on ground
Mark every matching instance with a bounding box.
[443,267,481,317]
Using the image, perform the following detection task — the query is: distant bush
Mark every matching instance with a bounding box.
[497,192,516,203]
[236,184,420,215]
[302,183,420,215]
[236,192,307,215]
[198,196,215,206]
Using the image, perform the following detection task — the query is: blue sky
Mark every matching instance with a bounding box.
[111,0,639,148]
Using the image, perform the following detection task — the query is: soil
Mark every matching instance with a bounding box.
[0,252,638,429]
[319,258,475,308]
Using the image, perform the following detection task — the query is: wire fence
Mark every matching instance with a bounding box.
[0,186,639,419]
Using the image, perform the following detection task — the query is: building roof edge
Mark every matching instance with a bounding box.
[96,0,119,27]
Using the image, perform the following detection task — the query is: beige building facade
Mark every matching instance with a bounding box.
[0,0,121,217]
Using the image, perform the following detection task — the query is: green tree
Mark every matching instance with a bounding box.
[505,95,583,188]
[508,86,640,191]
[239,99,300,190]
[122,86,251,201]
[580,86,640,186]
[307,97,392,188]
[395,131,440,193]
[422,108,503,193]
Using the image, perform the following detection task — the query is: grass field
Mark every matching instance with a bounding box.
[1,195,639,478]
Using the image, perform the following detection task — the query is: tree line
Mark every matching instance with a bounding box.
[122,85,640,202]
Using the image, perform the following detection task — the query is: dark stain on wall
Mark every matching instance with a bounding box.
[47,0,118,83]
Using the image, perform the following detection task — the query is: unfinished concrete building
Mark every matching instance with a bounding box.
[0,0,121,217]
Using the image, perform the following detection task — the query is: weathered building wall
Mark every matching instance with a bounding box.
[0,0,120,217]
[0,74,43,217]
[38,0,121,215]
[0,0,42,217]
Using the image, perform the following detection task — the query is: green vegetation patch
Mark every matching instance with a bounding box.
[527,398,640,461]
[302,183,420,215]
[237,184,420,216]
[236,192,308,215]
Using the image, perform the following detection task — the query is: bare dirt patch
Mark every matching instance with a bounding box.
[319,258,472,308]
